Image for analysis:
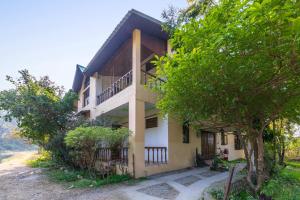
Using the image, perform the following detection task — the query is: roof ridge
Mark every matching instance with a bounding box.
[86,9,163,72]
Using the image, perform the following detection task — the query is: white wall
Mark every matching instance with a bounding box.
[144,116,168,161]
[216,133,244,161]
[144,116,168,147]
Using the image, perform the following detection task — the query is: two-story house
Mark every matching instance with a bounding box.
[72,9,244,178]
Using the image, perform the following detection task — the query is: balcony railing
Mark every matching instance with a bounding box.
[141,69,165,88]
[95,147,128,166]
[96,70,132,105]
[145,146,168,166]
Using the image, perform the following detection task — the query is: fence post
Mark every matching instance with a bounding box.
[132,153,135,178]
[224,166,235,200]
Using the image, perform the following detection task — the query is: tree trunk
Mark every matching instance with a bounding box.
[255,131,265,192]
[245,138,256,191]
[278,140,285,165]
[272,121,276,162]
[243,138,250,171]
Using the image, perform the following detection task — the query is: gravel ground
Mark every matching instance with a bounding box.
[0,151,130,200]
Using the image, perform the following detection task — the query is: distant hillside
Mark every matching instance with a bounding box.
[0,114,36,151]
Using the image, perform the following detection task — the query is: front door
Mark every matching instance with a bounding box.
[201,131,216,159]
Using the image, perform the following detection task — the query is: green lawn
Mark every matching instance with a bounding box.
[261,162,300,200]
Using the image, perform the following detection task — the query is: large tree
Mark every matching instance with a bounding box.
[155,0,300,191]
[0,70,77,148]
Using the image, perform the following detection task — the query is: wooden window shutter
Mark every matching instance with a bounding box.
[146,117,158,129]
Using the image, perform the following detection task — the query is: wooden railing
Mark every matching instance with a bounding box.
[95,147,128,165]
[96,70,132,105]
[145,146,168,166]
[141,69,165,88]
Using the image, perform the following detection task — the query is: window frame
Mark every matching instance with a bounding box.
[221,132,228,145]
[234,134,243,150]
[145,117,158,129]
[182,121,190,144]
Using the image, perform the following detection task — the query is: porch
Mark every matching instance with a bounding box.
[94,102,169,170]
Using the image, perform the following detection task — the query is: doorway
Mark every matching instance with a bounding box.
[201,131,216,159]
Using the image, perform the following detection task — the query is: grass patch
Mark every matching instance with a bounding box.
[27,151,56,168]
[71,174,132,188]
[286,160,300,168]
[261,163,300,200]
[210,188,257,200]
[27,152,133,188]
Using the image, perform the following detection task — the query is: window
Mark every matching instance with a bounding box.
[183,121,189,143]
[146,117,158,129]
[234,134,242,150]
[221,132,228,145]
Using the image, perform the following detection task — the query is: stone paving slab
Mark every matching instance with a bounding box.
[137,183,179,200]
[198,170,221,177]
[174,175,202,186]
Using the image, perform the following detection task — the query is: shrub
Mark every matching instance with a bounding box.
[27,151,56,168]
[65,126,130,172]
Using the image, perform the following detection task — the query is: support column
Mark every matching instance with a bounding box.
[128,28,145,178]
[128,97,145,178]
[132,29,141,87]
[89,73,99,119]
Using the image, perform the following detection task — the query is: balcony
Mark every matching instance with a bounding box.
[96,70,132,105]
[141,69,165,88]
[145,146,168,166]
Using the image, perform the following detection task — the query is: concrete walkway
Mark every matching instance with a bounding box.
[118,165,245,200]
[0,151,245,200]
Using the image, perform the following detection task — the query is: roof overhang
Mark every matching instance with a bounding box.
[84,9,168,77]
[72,64,86,93]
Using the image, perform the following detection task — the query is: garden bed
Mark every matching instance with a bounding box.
[27,152,134,188]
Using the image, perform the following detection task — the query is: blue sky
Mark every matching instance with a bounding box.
[0,0,187,91]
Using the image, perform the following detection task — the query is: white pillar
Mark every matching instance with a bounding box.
[128,97,145,178]
[89,73,99,119]
[128,28,145,178]
[132,29,141,87]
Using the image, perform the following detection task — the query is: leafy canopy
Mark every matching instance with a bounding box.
[65,126,130,149]
[155,0,300,130]
[0,70,78,146]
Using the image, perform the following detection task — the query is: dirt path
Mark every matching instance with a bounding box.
[0,151,239,200]
[0,151,128,200]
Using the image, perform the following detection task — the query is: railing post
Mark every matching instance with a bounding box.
[165,147,167,163]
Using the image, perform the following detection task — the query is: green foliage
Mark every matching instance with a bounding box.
[210,156,224,171]
[286,137,300,158]
[156,0,300,128]
[65,126,129,149]
[211,162,300,200]
[0,70,78,148]
[47,169,131,188]
[261,164,300,199]
[157,0,300,191]
[161,1,217,36]
[70,174,132,188]
[27,151,56,168]
[65,126,130,171]
[210,188,257,200]
[286,160,300,168]
[28,152,132,188]
[210,189,224,200]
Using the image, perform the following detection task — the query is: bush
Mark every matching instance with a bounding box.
[27,151,56,168]
[65,126,130,172]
